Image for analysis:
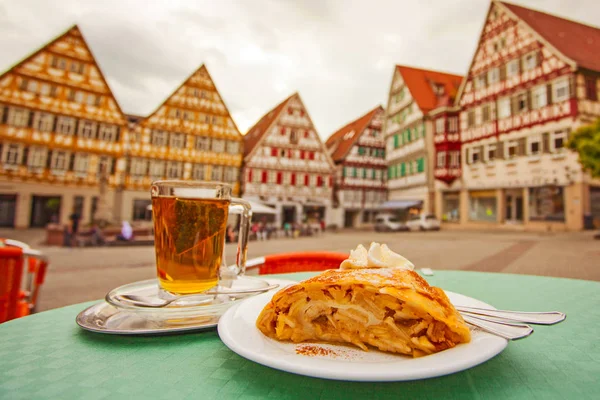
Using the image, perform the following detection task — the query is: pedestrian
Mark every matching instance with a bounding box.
[69,207,81,246]
[283,222,291,237]
[117,221,134,241]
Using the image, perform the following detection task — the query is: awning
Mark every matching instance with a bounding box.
[377,200,423,210]
[246,200,277,215]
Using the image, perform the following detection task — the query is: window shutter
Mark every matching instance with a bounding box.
[394,135,399,148]
[352,167,357,178]
[542,133,550,153]
[261,171,267,183]
[400,163,406,177]
[1,106,7,124]
[271,147,277,157]
[342,168,346,178]
[546,84,553,105]
[47,151,53,168]
[526,91,532,110]
[280,127,285,135]
[276,172,282,185]
[110,159,116,174]
[309,152,315,160]
[388,166,392,179]
[499,64,506,81]
[68,154,75,171]
[372,169,376,179]
[317,176,323,187]
[496,142,504,159]
[517,138,526,156]
[291,173,296,185]
[21,147,29,166]
[115,127,121,143]
[304,174,309,186]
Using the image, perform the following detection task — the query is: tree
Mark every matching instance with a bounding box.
[567,118,600,178]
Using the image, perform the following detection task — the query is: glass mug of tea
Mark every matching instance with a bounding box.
[150,180,251,295]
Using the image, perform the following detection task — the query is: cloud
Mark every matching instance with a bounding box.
[0,0,598,137]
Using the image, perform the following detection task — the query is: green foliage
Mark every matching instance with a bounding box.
[567,118,600,178]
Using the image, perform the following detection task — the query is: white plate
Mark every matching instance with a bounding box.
[218,290,508,381]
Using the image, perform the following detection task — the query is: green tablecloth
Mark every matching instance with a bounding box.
[0,271,598,399]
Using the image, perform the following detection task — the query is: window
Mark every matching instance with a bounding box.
[56,117,75,135]
[39,83,50,96]
[149,161,165,178]
[482,104,491,123]
[507,59,520,78]
[78,121,97,139]
[553,78,570,102]
[529,136,541,155]
[224,167,239,183]
[448,117,458,132]
[192,164,206,180]
[33,113,54,132]
[132,199,152,221]
[432,83,445,96]
[74,91,84,104]
[488,68,500,85]
[417,157,425,173]
[290,129,299,144]
[27,147,47,168]
[226,141,239,154]
[437,151,446,168]
[27,80,38,93]
[50,150,69,170]
[585,77,597,101]
[98,125,117,142]
[469,191,497,222]
[467,110,476,127]
[195,136,211,151]
[474,74,486,89]
[551,130,568,152]
[130,158,148,176]
[211,165,223,181]
[212,139,225,153]
[497,97,511,119]
[486,144,497,161]
[529,186,565,221]
[442,193,460,222]
[523,52,538,71]
[449,151,460,167]
[8,108,29,127]
[169,133,186,148]
[469,147,481,164]
[69,61,85,74]
[166,161,183,179]
[435,118,445,134]
[151,130,168,147]
[506,141,518,158]
[67,89,76,102]
[51,56,66,70]
[532,85,548,109]
[2,143,21,165]
[74,153,89,174]
[514,92,528,114]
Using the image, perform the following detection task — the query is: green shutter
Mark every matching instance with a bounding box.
[388,166,392,179]
[418,157,425,173]
[372,169,376,179]
[353,167,357,177]
[400,163,405,177]
[358,147,365,155]
[394,135,399,148]
[342,168,346,177]
[407,129,412,141]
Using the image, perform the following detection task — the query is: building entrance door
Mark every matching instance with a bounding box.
[282,206,296,227]
[30,196,62,227]
[0,195,17,227]
[505,190,523,223]
[344,211,358,228]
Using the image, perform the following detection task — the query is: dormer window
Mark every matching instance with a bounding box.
[432,83,445,96]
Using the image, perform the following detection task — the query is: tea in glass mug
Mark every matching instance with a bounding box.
[151,181,251,294]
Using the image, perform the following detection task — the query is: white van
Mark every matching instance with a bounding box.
[374,214,409,232]
[406,214,441,231]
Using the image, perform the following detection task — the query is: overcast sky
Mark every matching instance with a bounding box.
[0,0,598,137]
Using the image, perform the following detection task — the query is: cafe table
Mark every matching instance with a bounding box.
[0,270,598,400]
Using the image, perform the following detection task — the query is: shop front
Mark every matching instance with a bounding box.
[468,190,497,222]
[529,186,565,222]
[441,192,460,223]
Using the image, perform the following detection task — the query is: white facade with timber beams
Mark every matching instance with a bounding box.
[243,93,335,227]
[454,1,600,231]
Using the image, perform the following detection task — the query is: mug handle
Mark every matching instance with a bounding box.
[228,198,252,276]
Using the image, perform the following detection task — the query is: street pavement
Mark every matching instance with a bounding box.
[1,228,598,312]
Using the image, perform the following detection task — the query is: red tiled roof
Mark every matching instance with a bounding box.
[501,1,600,72]
[395,66,463,112]
[243,93,295,157]
[325,106,383,162]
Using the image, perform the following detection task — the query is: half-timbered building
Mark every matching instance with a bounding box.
[0,26,127,228]
[121,65,244,221]
[383,66,462,217]
[457,1,600,231]
[325,106,387,228]
[242,93,335,227]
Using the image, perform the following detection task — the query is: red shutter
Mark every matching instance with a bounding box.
[328,176,333,187]
[317,176,323,187]
[276,172,282,185]
[291,173,296,185]
[301,110,305,117]
[300,150,305,159]
[304,175,309,186]
[261,171,267,183]
[288,107,293,115]
[304,130,309,138]
[280,127,285,135]
[248,169,253,182]
[271,147,278,156]
[288,150,292,158]
[309,152,315,160]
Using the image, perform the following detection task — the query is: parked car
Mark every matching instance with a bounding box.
[374,214,409,232]
[406,214,441,231]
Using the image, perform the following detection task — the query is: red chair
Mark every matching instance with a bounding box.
[0,247,24,323]
[245,252,349,275]
[0,239,48,322]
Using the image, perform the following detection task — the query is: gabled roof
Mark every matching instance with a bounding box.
[243,93,295,156]
[500,1,600,72]
[395,65,463,113]
[326,106,383,162]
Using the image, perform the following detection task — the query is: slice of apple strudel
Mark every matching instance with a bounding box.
[256,268,471,357]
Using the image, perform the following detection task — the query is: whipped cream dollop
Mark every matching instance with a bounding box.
[340,242,414,271]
